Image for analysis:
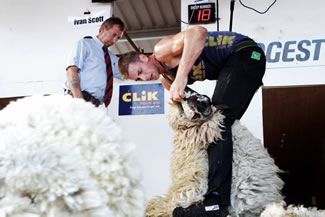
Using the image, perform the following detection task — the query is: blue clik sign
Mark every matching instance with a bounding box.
[119,83,165,116]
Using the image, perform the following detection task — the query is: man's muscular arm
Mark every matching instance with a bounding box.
[66,66,83,98]
[154,26,207,101]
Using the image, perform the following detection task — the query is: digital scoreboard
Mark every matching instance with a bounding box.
[188,3,216,24]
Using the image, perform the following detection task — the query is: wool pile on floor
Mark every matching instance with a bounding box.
[0,94,145,217]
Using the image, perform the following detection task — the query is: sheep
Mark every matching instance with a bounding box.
[0,94,145,217]
[145,92,284,217]
[261,202,325,217]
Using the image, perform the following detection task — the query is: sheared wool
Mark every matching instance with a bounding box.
[230,121,284,217]
[261,202,325,217]
[0,94,145,217]
[146,101,284,217]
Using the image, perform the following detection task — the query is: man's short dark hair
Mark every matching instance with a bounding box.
[102,17,125,32]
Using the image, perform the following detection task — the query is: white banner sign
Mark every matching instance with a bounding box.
[259,37,325,69]
[68,10,108,28]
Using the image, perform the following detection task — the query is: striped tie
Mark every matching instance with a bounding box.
[103,47,113,107]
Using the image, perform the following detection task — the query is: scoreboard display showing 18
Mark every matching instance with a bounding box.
[188,3,216,24]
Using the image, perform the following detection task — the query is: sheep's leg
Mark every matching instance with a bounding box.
[146,196,172,217]
[168,148,209,209]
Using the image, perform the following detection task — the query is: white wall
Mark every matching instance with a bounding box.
[1,0,325,204]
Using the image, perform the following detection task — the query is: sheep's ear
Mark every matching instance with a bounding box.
[183,86,198,100]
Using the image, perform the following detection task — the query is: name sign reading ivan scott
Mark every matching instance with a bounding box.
[68,10,108,27]
[119,83,164,116]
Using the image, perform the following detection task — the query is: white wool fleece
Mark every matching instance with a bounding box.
[0,94,145,217]
[261,202,325,217]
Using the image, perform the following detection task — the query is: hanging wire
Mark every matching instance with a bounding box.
[216,0,219,31]
[181,0,277,25]
[238,0,277,14]
[181,4,196,30]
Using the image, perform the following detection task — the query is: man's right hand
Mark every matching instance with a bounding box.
[66,66,83,98]
[169,76,188,102]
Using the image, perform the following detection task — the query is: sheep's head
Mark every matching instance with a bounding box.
[167,89,225,146]
[183,90,216,120]
[167,89,221,131]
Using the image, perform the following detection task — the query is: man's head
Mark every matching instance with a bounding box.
[98,17,125,48]
[118,51,160,81]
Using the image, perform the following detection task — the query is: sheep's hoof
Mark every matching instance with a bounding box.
[146,196,171,217]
